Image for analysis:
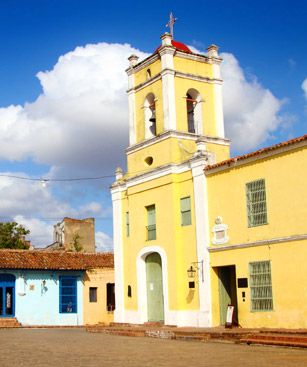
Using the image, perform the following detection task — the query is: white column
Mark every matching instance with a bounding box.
[207,45,225,139]
[111,184,125,323]
[159,46,177,131]
[127,89,136,145]
[190,157,212,327]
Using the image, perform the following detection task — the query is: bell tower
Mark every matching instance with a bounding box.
[111,33,230,327]
[125,33,230,177]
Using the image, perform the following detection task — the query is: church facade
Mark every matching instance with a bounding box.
[111,33,307,328]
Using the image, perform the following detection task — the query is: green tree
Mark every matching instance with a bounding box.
[0,222,30,249]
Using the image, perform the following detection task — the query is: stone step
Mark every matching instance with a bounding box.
[0,317,21,328]
[244,333,307,343]
[240,337,307,348]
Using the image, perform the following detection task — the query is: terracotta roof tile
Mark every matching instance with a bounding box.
[0,250,114,270]
[205,134,307,171]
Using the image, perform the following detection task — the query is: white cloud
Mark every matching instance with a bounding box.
[0,43,148,177]
[95,231,113,252]
[14,215,53,248]
[221,52,284,152]
[302,79,307,100]
[0,173,111,248]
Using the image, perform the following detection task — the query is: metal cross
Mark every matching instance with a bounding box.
[166,12,177,38]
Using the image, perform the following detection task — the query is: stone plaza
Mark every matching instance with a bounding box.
[0,328,306,367]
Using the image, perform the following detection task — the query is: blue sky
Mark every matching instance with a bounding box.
[0,0,306,249]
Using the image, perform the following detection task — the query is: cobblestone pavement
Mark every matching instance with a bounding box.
[0,328,306,367]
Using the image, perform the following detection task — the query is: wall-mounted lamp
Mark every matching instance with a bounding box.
[187,260,204,283]
[187,265,196,278]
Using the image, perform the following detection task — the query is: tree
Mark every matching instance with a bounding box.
[0,222,30,249]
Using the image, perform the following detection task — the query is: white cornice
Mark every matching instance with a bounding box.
[126,158,203,189]
[127,74,162,93]
[130,53,160,74]
[126,130,229,155]
[175,71,223,85]
[208,233,307,252]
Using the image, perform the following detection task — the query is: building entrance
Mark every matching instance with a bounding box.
[0,274,15,317]
[217,266,238,325]
[145,253,164,323]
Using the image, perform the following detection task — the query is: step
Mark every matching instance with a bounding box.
[0,317,21,328]
[240,337,307,348]
[241,333,307,343]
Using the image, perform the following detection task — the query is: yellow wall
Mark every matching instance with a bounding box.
[207,148,307,244]
[174,56,214,79]
[83,268,114,325]
[127,137,196,176]
[121,171,199,312]
[207,145,307,328]
[134,58,161,87]
[210,239,307,328]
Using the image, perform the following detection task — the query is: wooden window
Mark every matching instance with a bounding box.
[106,283,115,311]
[180,197,191,226]
[249,261,273,311]
[59,276,77,313]
[246,179,268,227]
[89,287,97,303]
[146,205,156,240]
[126,211,130,237]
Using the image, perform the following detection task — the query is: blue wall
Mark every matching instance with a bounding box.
[0,270,84,326]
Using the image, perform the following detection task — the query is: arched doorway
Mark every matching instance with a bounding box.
[145,253,164,322]
[0,274,15,317]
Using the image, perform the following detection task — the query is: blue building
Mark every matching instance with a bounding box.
[0,250,113,326]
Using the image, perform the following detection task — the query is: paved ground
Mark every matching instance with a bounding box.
[0,328,306,367]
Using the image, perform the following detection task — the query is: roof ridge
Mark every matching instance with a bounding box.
[205,134,307,171]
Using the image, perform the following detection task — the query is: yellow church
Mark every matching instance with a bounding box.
[111,32,307,329]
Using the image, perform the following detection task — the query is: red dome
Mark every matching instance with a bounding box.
[155,40,192,54]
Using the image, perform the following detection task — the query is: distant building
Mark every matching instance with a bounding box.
[47,217,95,253]
[0,250,114,326]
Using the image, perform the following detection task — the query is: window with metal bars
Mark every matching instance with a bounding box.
[249,261,273,311]
[246,179,268,227]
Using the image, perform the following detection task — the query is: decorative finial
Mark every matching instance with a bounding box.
[166,12,177,38]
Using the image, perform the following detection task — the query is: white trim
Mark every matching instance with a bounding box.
[111,185,125,323]
[175,71,223,85]
[128,90,136,145]
[213,82,225,138]
[191,157,212,327]
[126,161,191,188]
[136,246,169,324]
[126,130,230,155]
[208,233,307,252]
[161,71,177,131]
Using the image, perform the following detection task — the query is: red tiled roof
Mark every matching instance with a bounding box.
[205,134,307,171]
[0,250,114,270]
[155,40,192,54]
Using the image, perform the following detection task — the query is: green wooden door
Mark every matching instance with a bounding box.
[218,266,238,325]
[146,253,164,322]
[218,267,232,325]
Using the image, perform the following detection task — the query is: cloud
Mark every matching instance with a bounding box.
[0,43,148,177]
[0,173,111,247]
[221,52,285,152]
[14,215,54,248]
[302,78,307,100]
[95,231,113,252]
